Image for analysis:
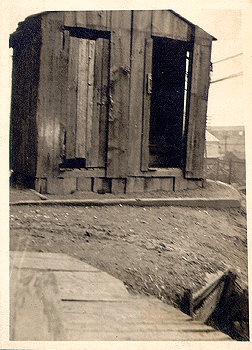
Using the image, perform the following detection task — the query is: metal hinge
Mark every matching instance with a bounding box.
[147,73,152,94]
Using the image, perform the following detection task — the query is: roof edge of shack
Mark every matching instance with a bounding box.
[168,9,217,41]
[10,9,217,44]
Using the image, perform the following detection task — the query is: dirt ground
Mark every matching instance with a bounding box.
[10,180,248,305]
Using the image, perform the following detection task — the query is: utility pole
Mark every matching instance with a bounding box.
[224,134,228,156]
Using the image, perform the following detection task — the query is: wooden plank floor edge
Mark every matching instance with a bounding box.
[10,267,67,341]
[9,251,232,341]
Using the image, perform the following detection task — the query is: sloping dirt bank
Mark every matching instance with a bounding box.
[9,180,248,340]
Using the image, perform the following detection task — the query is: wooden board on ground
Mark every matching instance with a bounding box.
[10,251,232,341]
[10,251,100,272]
[10,267,66,341]
[55,270,131,300]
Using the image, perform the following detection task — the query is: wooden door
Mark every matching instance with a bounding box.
[64,35,109,169]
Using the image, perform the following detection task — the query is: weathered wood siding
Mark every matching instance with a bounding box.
[36,12,65,177]
[65,34,78,160]
[64,11,110,30]
[75,38,95,162]
[128,11,152,176]
[59,29,70,165]
[152,10,192,41]
[10,10,214,183]
[36,12,110,177]
[185,26,213,179]
[140,38,153,171]
[106,11,131,177]
[10,16,42,177]
[92,38,110,167]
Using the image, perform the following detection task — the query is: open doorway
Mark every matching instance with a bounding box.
[149,37,191,168]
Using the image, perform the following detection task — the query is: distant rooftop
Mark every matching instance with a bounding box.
[205,130,220,142]
[207,125,245,131]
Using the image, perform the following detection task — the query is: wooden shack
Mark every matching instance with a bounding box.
[10,10,216,194]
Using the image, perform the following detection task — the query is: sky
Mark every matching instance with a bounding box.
[1,0,250,129]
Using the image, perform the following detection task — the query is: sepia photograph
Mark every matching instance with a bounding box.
[1,0,251,347]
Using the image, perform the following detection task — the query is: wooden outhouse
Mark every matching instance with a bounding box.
[10,10,216,194]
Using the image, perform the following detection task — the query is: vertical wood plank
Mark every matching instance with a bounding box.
[85,40,95,166]
[107,10,132,177]
[185,94,197,175]
[76,11,87,27]
[185,27,212,179]
[91,38,109,168]
[36,17,50,177]
[76,39,88,158]
[28,25,41,176]
[51,16,65,175]
[66,36,79,159]
[86,11,99,28]
[99,39,110,167]
[11,21,41,178]
[59,29,70,161]
[151,10,192,41]
[86,10,109,30]
[172,13,192,41]
[91,38,103,167]
[64,11,77,27]
[152,10,172,38]
[10,44,21,173]
[141,38,153,171]
[190,44,201,95]
[128,10,152,175]
[36,13,64,177]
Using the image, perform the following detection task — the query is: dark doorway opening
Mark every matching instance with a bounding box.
[149,37,191,168]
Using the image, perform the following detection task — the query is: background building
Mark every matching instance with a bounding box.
[205,130,221,159]
[207,126,245,160]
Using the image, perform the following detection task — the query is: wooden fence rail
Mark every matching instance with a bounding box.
[183,269,237,322]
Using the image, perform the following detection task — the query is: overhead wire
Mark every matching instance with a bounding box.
[211,53,243,83]
[210,71,243,84]
[212,53,243,64]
